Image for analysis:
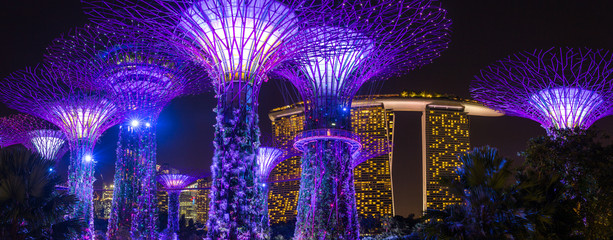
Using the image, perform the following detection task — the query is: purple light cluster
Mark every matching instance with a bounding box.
[158,174,195,235]
[158,174,196,190]
[472,47,613,133]
[45,22,204,239]
[0,66,124,239]
[0,114,67,161]
[270,0,451,238]
[80,0,337,238]
[256,147,284,181]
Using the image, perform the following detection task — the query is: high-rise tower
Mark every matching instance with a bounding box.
[268,93,502,225]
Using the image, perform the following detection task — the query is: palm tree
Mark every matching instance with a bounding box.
[419,146,531,239]
[0,146,84,239]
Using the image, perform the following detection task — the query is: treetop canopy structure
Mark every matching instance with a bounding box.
[0,64,125,239]
[45,23,204,118]
[83,0,316,104]
[158,173,196,191]
[157,174,196,236]
[81,0,332,238]
[471,47,613,132]
[0,114,67,161]
[271,0,451,238]
[257,147,285,181]
[44,23,204,239]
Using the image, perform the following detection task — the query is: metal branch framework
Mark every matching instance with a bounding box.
[471,47,613,133]
[44,23,204,239]
[269,0,451,238]
[257,147,285,181]
[255,146,284,236]
[81,0,329,238]
[157,174,195,236]
[0,114,67,161]
[0,66,124,239]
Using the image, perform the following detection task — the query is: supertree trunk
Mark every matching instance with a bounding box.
[67,139,96,240]
[131,119,159,239]
[258,184,270,238]
[294,140,359,240]
[108,123,139,239]
[207,83,263,239]
[167,191,181,234]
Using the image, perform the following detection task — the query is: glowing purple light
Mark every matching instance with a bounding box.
[178,0,297,77]
[274,1,452,238]
[256,147,284,180]
[301,27,374,96]
[0,114,67,161]
[472,47,613,132]
[158,174,195,191]
[52,102,116,140]
[529,87,604,129]
[158,174,195,235]
[29,130,66,160]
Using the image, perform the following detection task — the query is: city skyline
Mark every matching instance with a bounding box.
[2,0,613,221]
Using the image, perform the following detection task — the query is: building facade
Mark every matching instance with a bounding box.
[196,179,211,224]
[180,183,199,223]
[267,92,502,223]
[93,184,114,220]
[423,107,469,210]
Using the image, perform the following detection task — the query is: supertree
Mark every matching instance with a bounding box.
[81,0,324,238]
[273,0,451,238]
[471,47,613,134]
[44,23,203,239]
[0,66,124,239]
[255,147,284,235]
[0,114,67,161]
[157,174,195,237]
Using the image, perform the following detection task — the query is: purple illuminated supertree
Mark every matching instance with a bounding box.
[157,174,195,237]
[255,147,284,235]
[0,66,124,239]
[471,47,613,134]
[0,114,67,161]
[82,0,323,238]
[45,23,203,239]
[274,0,451,238]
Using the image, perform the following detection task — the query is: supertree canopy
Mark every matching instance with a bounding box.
[257,147,285,181]
[0,114,67,161]
[274,0,451,238]
[255,147,284,235]
[0,66,123,239]
[45,23,203,239]
[471,47,613,133]
[157,174,195,236]
[82,0,323,238]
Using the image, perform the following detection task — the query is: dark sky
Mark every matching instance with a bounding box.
[2,0,613,217]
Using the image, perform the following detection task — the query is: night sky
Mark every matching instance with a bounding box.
[2,0,613,217]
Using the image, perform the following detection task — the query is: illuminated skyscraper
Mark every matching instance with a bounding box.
[196,179,211,225]
[179,183,198,223]
[268,92,502,224]
[423,108,469,210]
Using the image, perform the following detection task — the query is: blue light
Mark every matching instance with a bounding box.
[49,168,53,172]
[84,155,93,162]
[262,183,266,187]
[145,122,151,127]
[342,107,348,111]
[130,119,140,127]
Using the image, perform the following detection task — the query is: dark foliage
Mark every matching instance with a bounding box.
[523,128,613,239]
[270,220,296,240]
[418,146,532,239]
[0,146,84,239]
